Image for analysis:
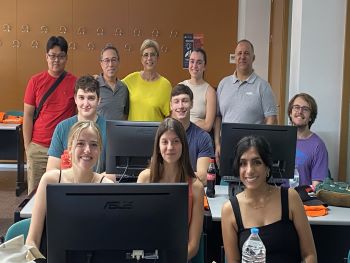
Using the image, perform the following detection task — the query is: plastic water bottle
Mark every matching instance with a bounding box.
[289,166,300,188]
[205,158,216,198]
[242,227,266,263]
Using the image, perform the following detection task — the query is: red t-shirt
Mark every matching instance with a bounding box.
[24,71,77,147]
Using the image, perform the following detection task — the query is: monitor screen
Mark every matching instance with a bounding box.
[220,123,297,182]
[106,120,159,177]
[46,183,188,263]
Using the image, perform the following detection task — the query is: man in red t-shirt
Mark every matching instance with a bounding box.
[23,36,77,194]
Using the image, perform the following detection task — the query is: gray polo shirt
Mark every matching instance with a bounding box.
[216,71,277,124]
[97,74,129,120]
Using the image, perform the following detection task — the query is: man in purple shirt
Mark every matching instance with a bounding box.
[288,93,328,187]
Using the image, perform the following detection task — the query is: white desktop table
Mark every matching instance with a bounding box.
[207,185,350,225]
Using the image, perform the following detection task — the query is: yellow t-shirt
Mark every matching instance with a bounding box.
[122,72,172,121]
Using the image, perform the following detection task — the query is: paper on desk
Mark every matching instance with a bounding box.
[0,235,45,263]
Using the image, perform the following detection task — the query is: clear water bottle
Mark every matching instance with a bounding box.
[289,166,300,188]
[242,227,266,263]
[205,158,216,198]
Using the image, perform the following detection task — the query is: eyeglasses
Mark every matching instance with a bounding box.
[47,53,66,61]
[101,57,118,64]
[142,52,157,58]
[292,105,311,113]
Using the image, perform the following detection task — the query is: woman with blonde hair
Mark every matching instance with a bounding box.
[137,118,204,260]
[123,39,172,121]
[26,121,113,256]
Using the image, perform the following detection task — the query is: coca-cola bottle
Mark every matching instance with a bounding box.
[206,157,217,198]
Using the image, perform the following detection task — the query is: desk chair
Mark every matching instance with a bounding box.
[192,232,207,263]
[5,110,24,117]
[5,218,31,242]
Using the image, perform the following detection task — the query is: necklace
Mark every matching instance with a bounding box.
[244,186,273,209]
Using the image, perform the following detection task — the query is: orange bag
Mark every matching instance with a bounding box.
[2,115,23,124]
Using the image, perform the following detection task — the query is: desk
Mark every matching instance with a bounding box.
[206,185,350,263]
[207,185,350,225]
[0,124,26,196]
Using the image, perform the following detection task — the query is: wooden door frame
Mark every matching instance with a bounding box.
[268,0,290,125]
[338,1,350,182]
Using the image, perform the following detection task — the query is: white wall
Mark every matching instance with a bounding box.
[238,0,271,80]
[239,0,347,180]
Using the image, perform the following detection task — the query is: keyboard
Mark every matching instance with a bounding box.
[222,176,240,183]
[222,176,287,185]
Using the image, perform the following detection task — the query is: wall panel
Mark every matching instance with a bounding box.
[0,0,238,111]
[0,1,17,111]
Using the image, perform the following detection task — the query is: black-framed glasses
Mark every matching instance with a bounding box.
[47,53,66,61]
[101,57,118,64]
[292,105,311,113]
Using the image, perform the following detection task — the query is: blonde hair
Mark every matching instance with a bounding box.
[67,121,103,169]
[140,39,160,57]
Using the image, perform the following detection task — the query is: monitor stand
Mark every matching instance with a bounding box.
[228,179,244,199]
[126,250,159,261]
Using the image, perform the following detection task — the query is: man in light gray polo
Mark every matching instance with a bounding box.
[96,44,129,120]
[214,39,278,161]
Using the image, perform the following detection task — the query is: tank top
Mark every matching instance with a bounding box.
[180,80,209,123]
[58,170,105,183]
[230,187,301,263]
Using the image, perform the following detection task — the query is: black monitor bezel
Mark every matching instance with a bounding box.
[46,183,188,263]
[105,120,159,176]
[220,122,297,181]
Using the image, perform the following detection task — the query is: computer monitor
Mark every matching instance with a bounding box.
[106,120,159,179]
[220,123,297,183]
[46,183,188,263]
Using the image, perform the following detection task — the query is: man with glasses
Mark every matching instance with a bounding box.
[23,36,76,194]
[288,93,328,187]
[96,45,129,120]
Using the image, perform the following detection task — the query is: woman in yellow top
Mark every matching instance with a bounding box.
[123,39,172,121]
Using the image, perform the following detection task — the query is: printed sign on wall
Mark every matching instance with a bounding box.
[183,33,193,69]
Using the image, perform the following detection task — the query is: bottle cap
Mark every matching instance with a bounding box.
[251,227,259,234]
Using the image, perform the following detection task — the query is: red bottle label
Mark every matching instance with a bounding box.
[207,173,216,181]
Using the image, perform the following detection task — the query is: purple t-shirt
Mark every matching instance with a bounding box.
[296,133,328,185]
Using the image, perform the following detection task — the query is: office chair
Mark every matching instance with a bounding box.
[192,232,207,263]
[5,110,24,117]
[4,218,31,242]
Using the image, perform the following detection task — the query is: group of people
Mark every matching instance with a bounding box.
[21,35,328,261]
